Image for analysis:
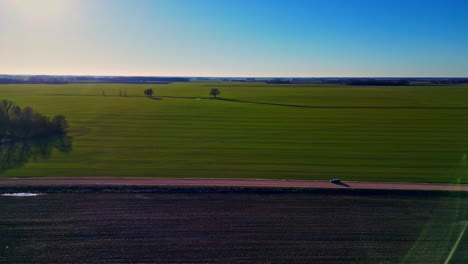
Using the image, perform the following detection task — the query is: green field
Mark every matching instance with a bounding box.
[2,82,468,183]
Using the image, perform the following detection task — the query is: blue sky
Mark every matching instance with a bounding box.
[0,0,467,77]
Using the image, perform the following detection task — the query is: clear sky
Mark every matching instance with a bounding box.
[0,0,467,77]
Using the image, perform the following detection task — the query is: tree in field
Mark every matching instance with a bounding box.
[0,100,68,140]
[0,99,15,120]
[210,88,221,98]
[144,88,154,97]
[52,115,69,133]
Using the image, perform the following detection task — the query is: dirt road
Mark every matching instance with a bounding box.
[0,178,467,191]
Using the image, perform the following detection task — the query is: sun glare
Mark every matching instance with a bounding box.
[8,0,71,21]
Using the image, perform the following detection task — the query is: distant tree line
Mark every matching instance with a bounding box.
[0,100,69,141]
[108,77,190,83]
[70,76,190,84]
[266,79,291,84]
[0,75,190,85]
[431,79,468,85]
[346,79,410,86]
[0,76,68,84]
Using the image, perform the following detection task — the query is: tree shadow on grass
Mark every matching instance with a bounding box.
[0,136,73,174]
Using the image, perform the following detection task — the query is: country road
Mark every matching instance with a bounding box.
[1,178,467,191]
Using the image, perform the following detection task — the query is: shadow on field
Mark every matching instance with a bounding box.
[158,96,212,99]
[0,136,73,174]
[333,181,351,187]
[45,94,468,109]
[155,96,468,109]
[217,98,468,109]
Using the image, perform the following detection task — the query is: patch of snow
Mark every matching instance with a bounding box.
[1,193,40,197]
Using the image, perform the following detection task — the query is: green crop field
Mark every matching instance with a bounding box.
[1,82,468,183]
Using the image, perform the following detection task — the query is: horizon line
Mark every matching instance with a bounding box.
[1,73,468,79]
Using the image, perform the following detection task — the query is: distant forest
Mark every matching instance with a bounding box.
[0,75,190,84]
[0,74,467,86]
[0,76,68,84]
[0,100,68,141]
[235,78,468,85]
[345,79,410,86]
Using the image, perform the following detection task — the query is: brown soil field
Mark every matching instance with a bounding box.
[1,188,467,263]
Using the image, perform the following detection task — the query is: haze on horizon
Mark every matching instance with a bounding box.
[0,0,467,78]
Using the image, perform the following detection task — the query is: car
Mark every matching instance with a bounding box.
[330,179,341,184]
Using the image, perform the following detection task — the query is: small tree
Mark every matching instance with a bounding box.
[144,88,154,97]
[210,88,221,98]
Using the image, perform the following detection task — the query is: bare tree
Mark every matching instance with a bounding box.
[0,100,15,120]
